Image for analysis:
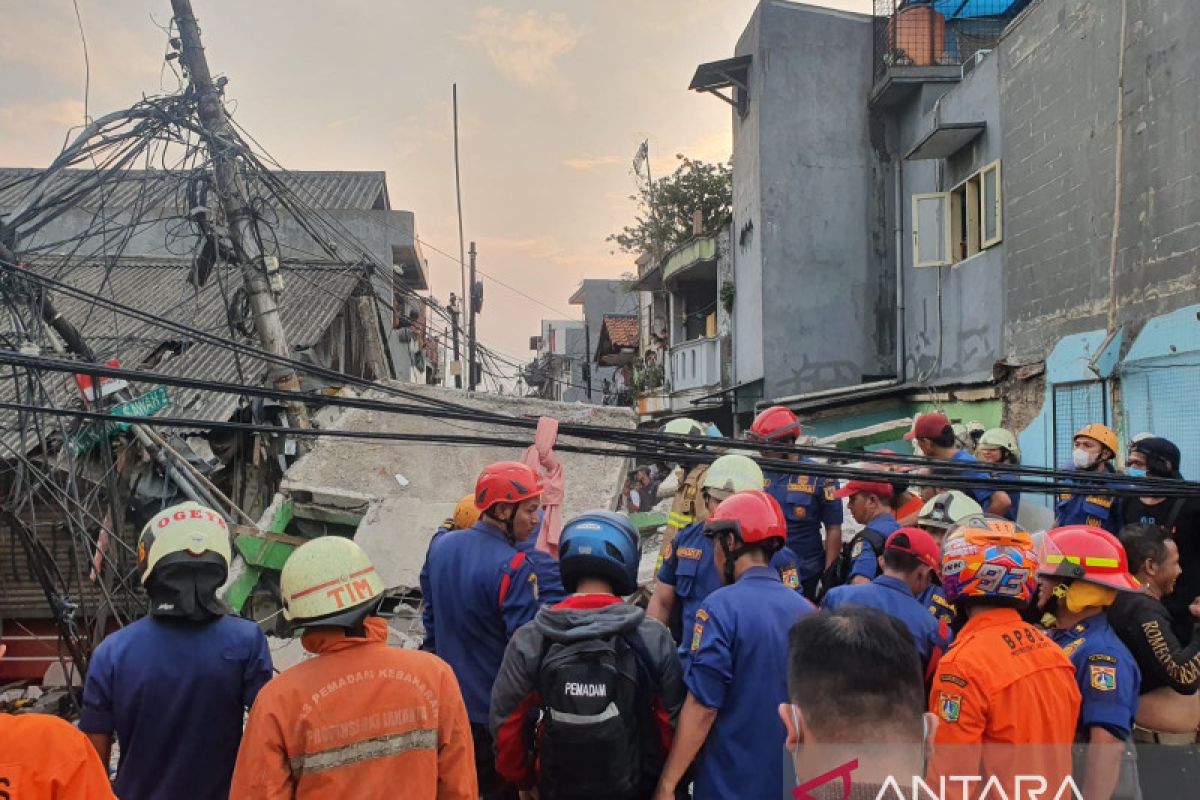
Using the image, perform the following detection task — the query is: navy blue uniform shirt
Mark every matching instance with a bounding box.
[79,615,272,800]
[425,520,543,723]
[823,574,953,668]
[685,566,815,800]
[658,522,807,667]
[1049,614,1141,740]
[1055,467,1123,534]
[951,449,995,511]
[846,513,901,582]
[762,465,843,579]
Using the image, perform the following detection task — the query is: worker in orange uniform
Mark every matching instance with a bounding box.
[230,537,476,799]
[0,645,116,799]
[928,518,1081,798]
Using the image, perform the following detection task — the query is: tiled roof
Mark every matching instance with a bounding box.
[601,314,639,349]
[0,168,389,212]
[0,257,366,447]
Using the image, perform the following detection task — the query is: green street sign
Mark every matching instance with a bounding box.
[66,386,172,455]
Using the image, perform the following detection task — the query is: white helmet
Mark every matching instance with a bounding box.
[917,491,983,533]
[280,537,385,626]
[703,454,765,500]
[137,501,231,585]
[977,428,1021,460]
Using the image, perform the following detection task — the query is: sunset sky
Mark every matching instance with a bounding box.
[1,0,871,369]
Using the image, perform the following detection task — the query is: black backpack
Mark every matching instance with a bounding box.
[823,527,889,597]
[536,632,658,800]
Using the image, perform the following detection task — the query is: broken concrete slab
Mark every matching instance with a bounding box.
[269,383,638,590]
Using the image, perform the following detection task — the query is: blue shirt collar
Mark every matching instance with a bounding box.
[739,565,779,582]
[874,574,917,597]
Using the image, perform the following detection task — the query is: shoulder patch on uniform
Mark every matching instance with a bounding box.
[529,573,539,601]
[677,547,704,560]
[793,506,808,519]
[938,692,962,723]
[1089,665,1117,692]
[781,566,799,589]
[824,485,837,502]
[1062,637,1085,658]
[932,594,955,610]
[940,674,969,688]
[695,608,709,623]
[1085,496,1114,509]
[851,540,864,558]
[691,609,709,653]
[662,541,673,560]
[1087,653,1118,664]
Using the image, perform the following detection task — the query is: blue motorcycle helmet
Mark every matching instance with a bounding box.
[558,510,641,596]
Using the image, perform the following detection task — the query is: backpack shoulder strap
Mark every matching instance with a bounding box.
[858,526,888,554]
[621,630,659,693]
[1163,498,1186,535]
[498,551,529,608]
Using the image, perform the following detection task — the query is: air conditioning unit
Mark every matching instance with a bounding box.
[961,49,992,79]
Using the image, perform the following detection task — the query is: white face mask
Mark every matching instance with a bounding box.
[1072,447,1097,469]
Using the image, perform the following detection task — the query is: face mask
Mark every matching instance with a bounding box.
[1072,448,1097,469]
[1127,468,1147,479]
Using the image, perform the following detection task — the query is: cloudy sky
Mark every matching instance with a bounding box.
[1,0,869,368]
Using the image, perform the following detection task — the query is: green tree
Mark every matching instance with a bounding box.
[608,155,732,256]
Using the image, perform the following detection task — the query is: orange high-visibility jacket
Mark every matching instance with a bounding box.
[230,617,476,799]
[929,608,1081,792]
[0,713,115,799]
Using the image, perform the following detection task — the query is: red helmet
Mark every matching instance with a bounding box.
[1037,525,1141,592]
[474,461,544,513]
[703,490,786,547]
[747,405,802,442]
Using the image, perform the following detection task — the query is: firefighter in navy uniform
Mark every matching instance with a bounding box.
[1037,525,1143,800]
[748,405,843,601]
[648,454,807,662]
[1056,423,1124,534]
[915,491,984,631]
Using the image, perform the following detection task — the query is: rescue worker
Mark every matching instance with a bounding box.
[915,491,984,629]
[81,502,272,800]
[1037,525,1142,800]
[423,461,546,800]
[782,609,933,798]
[230,537,476,799]
[648,454,808,661]
[490,511,684,800]
[1120,436,1200,643]
[0,644,115,799]
[822,527,952,677]
[929,518,1081,793]
[747,405,843,600]
[976,427,1023,522]
[907,411,1011,517]
[653,490,815,800]
[1056,423,1123,533]
[826,479,902,588]
[656,418,711,573]
[421,494,484,652]
[1111,524,1200,797]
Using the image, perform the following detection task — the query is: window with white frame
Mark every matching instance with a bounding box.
[912,159,1002,267]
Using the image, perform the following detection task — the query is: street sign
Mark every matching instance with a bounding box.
[66,386,172,455]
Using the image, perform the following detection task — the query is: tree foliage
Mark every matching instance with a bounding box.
[608,155,732,256]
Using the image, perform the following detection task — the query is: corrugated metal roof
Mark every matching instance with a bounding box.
[0,168,389,213]
[0,257,365,448]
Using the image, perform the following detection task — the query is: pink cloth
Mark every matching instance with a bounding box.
[522,416,564,557]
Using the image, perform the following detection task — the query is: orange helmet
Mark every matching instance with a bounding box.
[474,461,543,513]
[747,405,802,442]
[452,494,482,530]
[941,518,1038,605]
[1037,525,1141,592]
[703,490,786,548]
[1074,423,1119,457]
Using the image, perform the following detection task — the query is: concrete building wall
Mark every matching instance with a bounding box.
[1000,0,1200,361]
[732,7,766,389]
[574,279,637,404]
[748,2,889,401]
[893,55,1006,384]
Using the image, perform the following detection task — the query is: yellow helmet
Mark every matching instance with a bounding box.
[280,537,385,626]
[137,501,231,585]
[1075,423,1119,457]
[702,454,764,501]
[452,493,482,530]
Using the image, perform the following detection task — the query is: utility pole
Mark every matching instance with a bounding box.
[170,0,309,430]
[452,85,469,388]
[467,241,478,391]
[584,317,592,400]
[449,294,462,389]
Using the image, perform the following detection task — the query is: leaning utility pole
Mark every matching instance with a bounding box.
[449,294,462,389]
[467,241,478,391]
[170,0,309,429]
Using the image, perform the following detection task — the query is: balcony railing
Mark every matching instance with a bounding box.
[671,337,720,394]
[872,1,1025,82]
